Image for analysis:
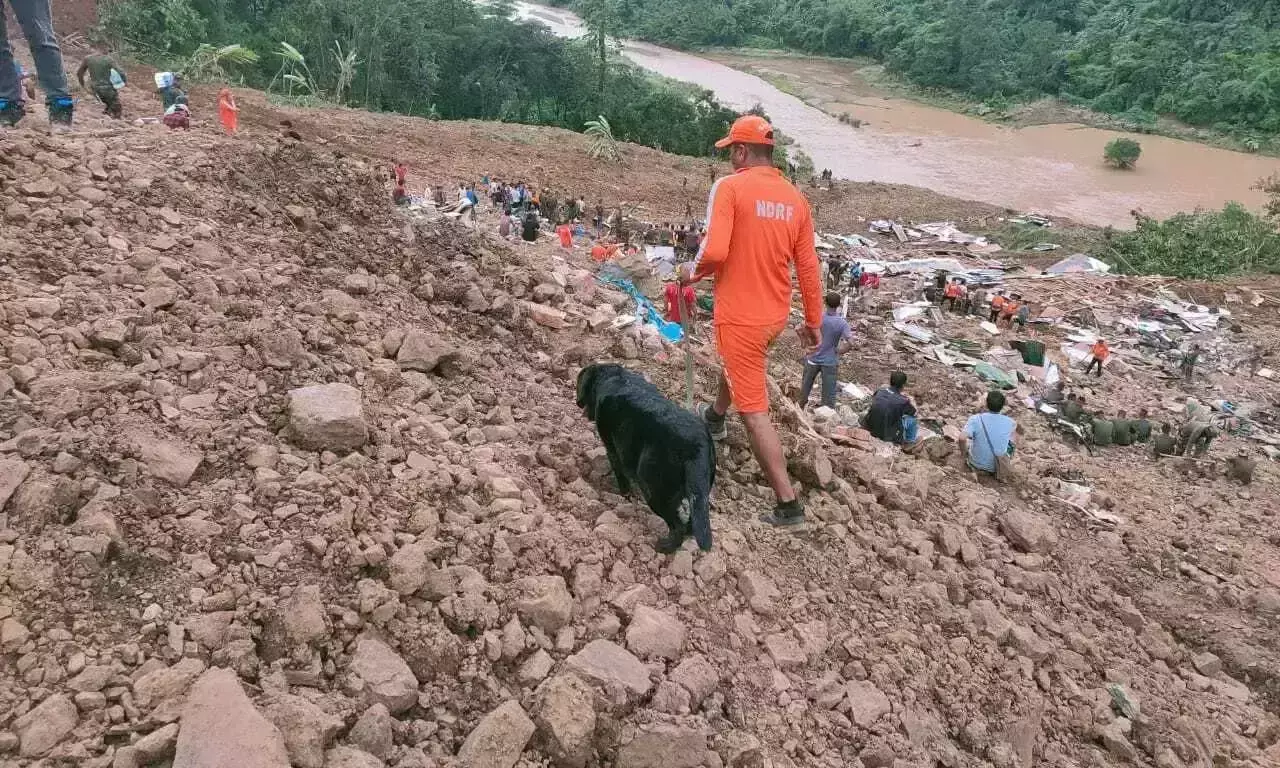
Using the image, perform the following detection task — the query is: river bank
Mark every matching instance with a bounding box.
[701,49,1276,159]
[515,1,1280,229]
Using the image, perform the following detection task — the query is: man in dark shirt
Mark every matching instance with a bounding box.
[863,371,917,444]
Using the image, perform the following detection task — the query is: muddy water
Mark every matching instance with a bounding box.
[515,2,1280,228]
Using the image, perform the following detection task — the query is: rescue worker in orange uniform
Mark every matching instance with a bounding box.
[988,290,1007,324]
[679,115,824,527]
[1085,338,1109,376]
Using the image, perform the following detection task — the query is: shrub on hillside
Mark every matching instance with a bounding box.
[1107,203,1280,278]
[1103,137,1142,169]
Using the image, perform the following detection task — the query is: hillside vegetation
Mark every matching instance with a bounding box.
[563,0,1280,145]
[99,0,737,157]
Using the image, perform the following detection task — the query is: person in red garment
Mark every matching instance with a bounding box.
[679,114,824,527]
[556,220,573,249]
[663,280,697,324]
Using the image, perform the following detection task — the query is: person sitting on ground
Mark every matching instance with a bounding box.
[1113,409,1135,447]
[162,102,190,130]
[1132,408,1152,442]
[799,292,855,410]
[77,49,125,119]
[1091,413,1114,448]
[1151,423,1178,459]
[1059,392,1082,422]
[962,390,1016,475]
[1085,338,1109,376]
[520,209,540,242]
[159,74,186,111]
[498,206,513,239]
[863,371,918,444]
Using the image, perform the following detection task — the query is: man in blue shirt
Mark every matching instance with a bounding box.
[963,390,1017,473]
[798,292,854,409]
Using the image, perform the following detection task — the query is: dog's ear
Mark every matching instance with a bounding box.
[576,365,596,409]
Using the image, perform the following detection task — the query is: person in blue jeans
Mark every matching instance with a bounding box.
[0,0,74,128]
[799,292,854,409]
[962,390,1017,473]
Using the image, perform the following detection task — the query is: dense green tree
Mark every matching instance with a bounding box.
[577,0,1280,139]
[1104,137,1142,168]
[99,0,740,158]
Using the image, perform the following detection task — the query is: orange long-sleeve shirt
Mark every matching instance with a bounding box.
[691,166,824,329]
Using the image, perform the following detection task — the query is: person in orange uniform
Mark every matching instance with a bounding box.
[988,290,1007,324]
[998,294,1020,328]
[217,87,239,135]
[1085,338,1109,377]
[679,115,824,527]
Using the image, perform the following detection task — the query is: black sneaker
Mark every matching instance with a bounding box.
[697,403,728,441]
[760,499,805,527]
[0,99,22,128]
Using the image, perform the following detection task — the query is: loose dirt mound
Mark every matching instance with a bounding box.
[0,97,1278,768]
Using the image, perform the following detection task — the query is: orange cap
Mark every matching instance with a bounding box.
[715,115,776,149]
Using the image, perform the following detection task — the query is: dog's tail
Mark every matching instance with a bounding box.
[685,441,714,551]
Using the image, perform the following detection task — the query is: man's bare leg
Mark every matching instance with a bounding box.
[712,372,732,417]
[740,411,796,503]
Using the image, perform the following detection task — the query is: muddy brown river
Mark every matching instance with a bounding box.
[516,2,1280,228]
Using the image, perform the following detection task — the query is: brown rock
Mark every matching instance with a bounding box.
[998,509,1058,553]
[173,668,290,768]
[563,640,652,697]
[535,675,596,768]
[615,725,708,768]
[287,384,368,452]
[457,700,536,768]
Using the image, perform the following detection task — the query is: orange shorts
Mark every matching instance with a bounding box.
[715,322,786,414]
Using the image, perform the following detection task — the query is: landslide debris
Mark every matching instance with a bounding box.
[0,106,1277,768]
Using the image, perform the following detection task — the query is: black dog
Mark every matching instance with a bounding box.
[576,363,715,552]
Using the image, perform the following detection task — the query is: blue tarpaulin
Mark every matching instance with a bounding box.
[597,267,684,342]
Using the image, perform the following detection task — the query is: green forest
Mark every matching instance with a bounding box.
[98,0,738,157]
[558,0,1280,142]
